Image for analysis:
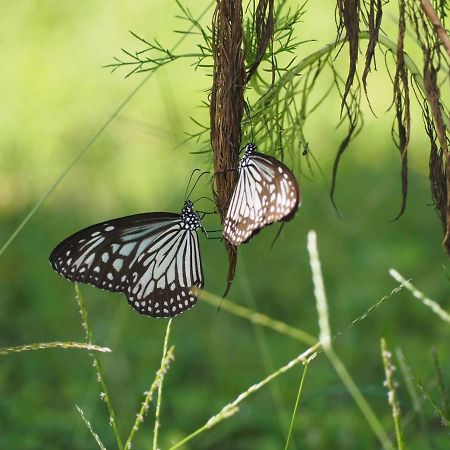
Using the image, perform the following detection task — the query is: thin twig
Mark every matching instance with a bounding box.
[0,341,110,356]
[420,0,450,58]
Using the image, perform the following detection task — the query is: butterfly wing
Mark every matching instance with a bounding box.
[126,226,203,317]
[50,213,204,317]
[252,152,300,223]
[223,152,300,245]
[223,158,271,244]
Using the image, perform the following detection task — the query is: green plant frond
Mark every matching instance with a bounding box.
[107,2,213,77]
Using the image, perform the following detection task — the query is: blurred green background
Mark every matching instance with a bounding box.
[1,1,449,449]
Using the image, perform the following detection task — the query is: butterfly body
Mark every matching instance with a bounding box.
[50,200,204,318]
[224,144,300,245]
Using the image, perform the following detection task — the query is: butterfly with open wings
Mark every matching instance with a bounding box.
[50,200,205,318]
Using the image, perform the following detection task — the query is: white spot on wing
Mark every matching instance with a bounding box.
[113,259,123,271]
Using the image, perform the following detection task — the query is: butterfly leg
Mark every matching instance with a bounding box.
[201,227,223,240]
[197,211,218,220]
[270,222,286,249]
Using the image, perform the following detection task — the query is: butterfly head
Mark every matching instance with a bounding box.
[239,143,257,169]
[244,143,257,155]
[180,200,202,231]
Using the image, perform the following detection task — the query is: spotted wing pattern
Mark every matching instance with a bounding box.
[50,211,204,318]
[223,146,300,245]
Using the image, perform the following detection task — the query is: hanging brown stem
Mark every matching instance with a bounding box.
[409,1,450,253]
[391,0,410,221]
[246,0,274,82]
[420,0,450,58]
[362,0,383,100]
[337,0,361,112]
[210,0,246,296]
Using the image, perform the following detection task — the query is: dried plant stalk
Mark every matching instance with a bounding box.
[409,1,450,253]
[210,0,245,295]
[337,0,361,111]
[421,0,450,58]
[362,0,383,97]
[246,0,274,82]
[392,0,410,220]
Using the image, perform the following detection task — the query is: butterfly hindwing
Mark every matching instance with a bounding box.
[50,205,204,318]
[253,153,300,222]
[223,145,300,245]
[125,225,204,317]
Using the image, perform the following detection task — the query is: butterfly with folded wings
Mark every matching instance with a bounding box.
[223,143,301,245]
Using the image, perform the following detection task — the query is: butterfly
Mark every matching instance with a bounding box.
[223,143,300,245]
[49,200,205,318]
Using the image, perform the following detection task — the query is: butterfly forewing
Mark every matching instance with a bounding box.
[223,146,300,245]
[224,159,271,244]
[50,207,204,318]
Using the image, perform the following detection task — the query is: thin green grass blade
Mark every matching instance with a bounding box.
[152,319,173,450]
[284,363,309,450]
[389,269,450,324]
[0,1,215,259]
[75,285,124,450]
[307,231,394,450]
[75,405,108,450]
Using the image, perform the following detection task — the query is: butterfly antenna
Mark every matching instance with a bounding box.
[185,169,200,201]
[193,196,216,207]
[187,170,210,200]
[243,100,255,145]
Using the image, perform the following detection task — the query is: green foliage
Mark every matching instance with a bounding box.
[2,1,450,449]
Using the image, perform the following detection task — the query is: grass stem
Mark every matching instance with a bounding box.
[152,319,173,450]
[168,344,319,450]
[75,285,124,450]
[198,289,316,345]
[0,341,110,356]
[76,405,108,450]
[284,363,309,450]
[0,1,215,258]
[307,231,394,450]
[125,345,175,449]
[389,269,450,324]
[381,338,406,450]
